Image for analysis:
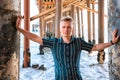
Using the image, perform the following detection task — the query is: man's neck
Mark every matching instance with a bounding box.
[62,36,71,44]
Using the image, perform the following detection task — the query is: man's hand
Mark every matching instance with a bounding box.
[16,16,22,29]
[112,29,120,44]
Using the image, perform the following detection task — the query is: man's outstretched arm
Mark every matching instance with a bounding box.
[16,16,43,45]
[91,29,119,51]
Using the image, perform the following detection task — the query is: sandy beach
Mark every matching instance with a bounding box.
[20,40,109,80]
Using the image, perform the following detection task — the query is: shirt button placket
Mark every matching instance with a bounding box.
[66,44,69,64]
[66,44,69,57]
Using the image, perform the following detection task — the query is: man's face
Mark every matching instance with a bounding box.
[60,21,73,37]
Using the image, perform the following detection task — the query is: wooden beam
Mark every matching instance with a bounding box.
[44,14,55,20]
[63,0,78,6]
[31,0,78,21]
[44,7,71,20]
[46,20,53,23]
[72,2,108,18]
[30,7,56,21]
[42,2,55,5]
[91,2,98,4]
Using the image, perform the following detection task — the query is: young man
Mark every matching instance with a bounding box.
[16,16,119,80]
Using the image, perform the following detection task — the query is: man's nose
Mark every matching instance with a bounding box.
[65,27,68,31]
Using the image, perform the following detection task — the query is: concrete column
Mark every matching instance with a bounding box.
[0,0,20,79]
[108,0,120,79]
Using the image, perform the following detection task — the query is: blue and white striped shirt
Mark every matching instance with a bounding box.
[42,36,93,80]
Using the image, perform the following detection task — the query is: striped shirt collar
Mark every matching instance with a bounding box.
[59,36,75,43]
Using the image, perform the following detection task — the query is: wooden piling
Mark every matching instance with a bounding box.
[23,0,30,68]
[81,10,84,39]
[97,0,105,64]
[87,0,91,42]
[76,7,81,37]
[55,0,62,38]
[92,3,95,44]
[98,0,104,43]
[71,5,76,36]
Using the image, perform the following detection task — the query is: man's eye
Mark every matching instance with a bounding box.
[63,26,65,28]
[68,26,71,29]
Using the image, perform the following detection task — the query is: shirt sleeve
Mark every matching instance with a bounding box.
[42,38,55,48]
[80,38,93,52]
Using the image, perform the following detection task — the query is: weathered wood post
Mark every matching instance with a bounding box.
[108,0,120,79]
[23,0,31,68]
[38,0,43,38]
[97,0,105,64]
[81,10,84,39]
[92,3,95,44]
[87,0,92,42]
[0,0,20,80]
[55,0,62,38]
[71,5,76,36]
[76,7,81,37]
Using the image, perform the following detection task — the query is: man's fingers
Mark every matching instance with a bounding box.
[16,16,22,28]
[112,29,118,37]
[115,35,120,43]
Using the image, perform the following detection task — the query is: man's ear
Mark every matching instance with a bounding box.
[71,27,74,35]
[60,27,61,33]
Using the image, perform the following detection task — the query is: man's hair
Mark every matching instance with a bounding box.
[60,16,73,23]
